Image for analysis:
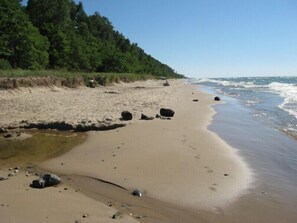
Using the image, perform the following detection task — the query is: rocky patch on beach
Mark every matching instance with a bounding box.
[1,120,126,132]
[1,130,32,141]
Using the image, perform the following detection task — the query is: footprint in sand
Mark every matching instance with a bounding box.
[194,155,200,160]
[188,145,197,150]
[181,139,188,144]
[209,186,217,192]
[204,166,214,173]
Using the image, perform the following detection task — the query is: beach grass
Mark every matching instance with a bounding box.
[0,69,159,88]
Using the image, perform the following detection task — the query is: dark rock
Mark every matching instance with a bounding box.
[163,81,170,86]
[193,99,199,102]
[31,173,61,188]
[3,133,12,138]
[88,79,95,88]
[160,108,175,117]
[82,214,88,218]
[131,189,142,197]
[0,128,7,133]
[42,173,61,186]
[0,177,8,181]
[155,114,171,120]
[214,96,221,101]
[140,114,154,120]
[112,212,122,219]
[121,111,133,121]
[31,178,46,188]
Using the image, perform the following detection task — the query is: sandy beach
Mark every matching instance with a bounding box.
[0,80,252,223]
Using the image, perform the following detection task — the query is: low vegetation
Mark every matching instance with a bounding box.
[0,70,158,89]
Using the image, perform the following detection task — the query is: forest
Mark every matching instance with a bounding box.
[0,0,183,78]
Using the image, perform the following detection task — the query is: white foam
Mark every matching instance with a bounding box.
[194,78,262,89]
[268,82,297,118]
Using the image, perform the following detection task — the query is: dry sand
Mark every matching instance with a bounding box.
[0,80,252,223]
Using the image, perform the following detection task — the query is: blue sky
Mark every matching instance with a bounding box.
[25,0,297,78]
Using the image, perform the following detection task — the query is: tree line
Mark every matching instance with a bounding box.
[0,0,183,78]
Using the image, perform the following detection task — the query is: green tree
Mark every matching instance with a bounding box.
[0,0,49,69]
[27,0,73,68]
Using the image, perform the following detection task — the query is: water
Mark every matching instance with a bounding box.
[190,76,297,222]
[194,76,297,139]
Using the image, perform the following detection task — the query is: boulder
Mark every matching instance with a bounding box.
[214,96,220,101]
[160,108,175,117]
[163,81,170,86]
[42,173,61,186]
[121,111,133,120]
[131,189,142,197]
[31,178,46,188]
[31,173,61,189]
[140,114,154,120]
[193,99,199,102]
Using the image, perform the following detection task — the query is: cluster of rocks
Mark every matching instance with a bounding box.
[31,173,61,189]
[0,167,32,180]
[121,108,175,121]
[7,167,21,177]
[2,130,24,139]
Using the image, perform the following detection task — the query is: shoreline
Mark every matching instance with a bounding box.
[201,85,297,222]
[0,81,253,222]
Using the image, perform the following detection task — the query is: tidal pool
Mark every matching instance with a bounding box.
[0,130,86,167]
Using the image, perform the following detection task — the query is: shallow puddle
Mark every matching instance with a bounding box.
[0,130,86,167]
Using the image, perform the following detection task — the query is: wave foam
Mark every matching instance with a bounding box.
[268,82,297,118]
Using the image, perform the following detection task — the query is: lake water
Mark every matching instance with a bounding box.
[191,76,297,222]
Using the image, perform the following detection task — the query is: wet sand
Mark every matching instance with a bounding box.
[0,81,252,222]
[205,90,297,223]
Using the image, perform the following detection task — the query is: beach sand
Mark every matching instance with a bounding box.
[0,80,252,222]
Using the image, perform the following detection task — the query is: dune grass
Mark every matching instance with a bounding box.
[0,69,157,88]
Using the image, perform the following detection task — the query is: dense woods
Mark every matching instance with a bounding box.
[0,0,183,78]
